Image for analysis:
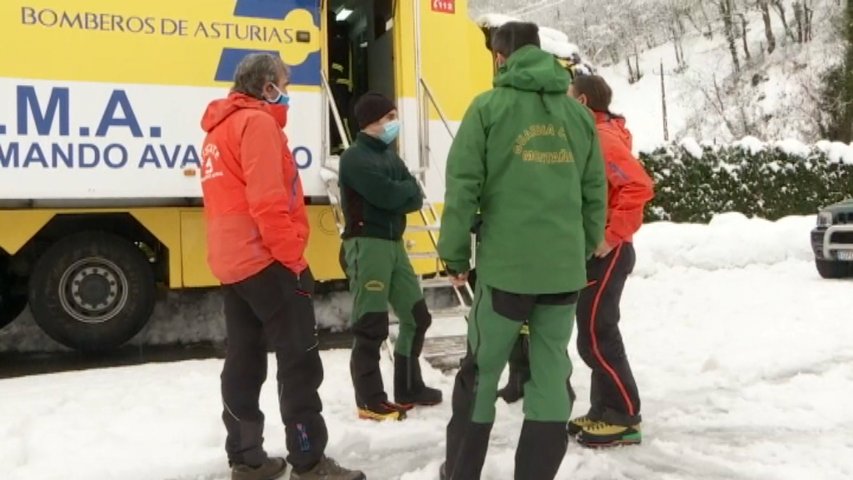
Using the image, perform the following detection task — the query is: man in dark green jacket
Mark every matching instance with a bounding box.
[339,92,442,423]
[438,22,607,480]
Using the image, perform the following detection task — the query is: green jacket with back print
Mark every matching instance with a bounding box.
[437,45,608,295]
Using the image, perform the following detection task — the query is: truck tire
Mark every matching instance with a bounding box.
[815,259,851,279]
[28,232,156,351]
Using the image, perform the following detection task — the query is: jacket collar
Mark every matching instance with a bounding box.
[356,132,389,151]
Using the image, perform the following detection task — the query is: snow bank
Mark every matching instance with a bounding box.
[0,215,820,352]
[679,137,704,159]
[633,213,816,276]
[476,13,579,60]
[732,135,768,155]
[816,140,853,164]
[538,26,569,44]
[732,137,853,163]
[475,13,517,28]
[540,38,580,60]
[648,136,853,165]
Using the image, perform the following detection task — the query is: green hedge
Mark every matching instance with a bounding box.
[639,141,853,223]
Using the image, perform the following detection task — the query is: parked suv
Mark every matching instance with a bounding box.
[811,199,853,279]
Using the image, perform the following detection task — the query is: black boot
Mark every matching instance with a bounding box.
[394,353,443,406]
[497,336,531,404]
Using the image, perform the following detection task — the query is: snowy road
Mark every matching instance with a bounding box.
[2,216,853,479]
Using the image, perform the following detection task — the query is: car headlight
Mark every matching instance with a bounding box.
[817,211,834,227]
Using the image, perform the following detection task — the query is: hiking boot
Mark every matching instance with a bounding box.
[292,456,365,480]
[567,415,597,436]
[496,379,524,404]
[496,362,528,404]
[231,457,287,480]
[497,332,531,404]
[395,385,442,408]
[386,401,415,412]
[577,421,642,448]
[394,353,443,408]
[357,401,406,421]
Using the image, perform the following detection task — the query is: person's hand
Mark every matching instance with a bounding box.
[594,240,614,258]
[449,271,469,287]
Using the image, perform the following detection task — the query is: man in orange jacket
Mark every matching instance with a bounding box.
[200,53,364,480]
[567,74,654,448]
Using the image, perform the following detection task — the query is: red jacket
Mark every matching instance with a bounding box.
[594,111,655,246]
[200,93,309,284]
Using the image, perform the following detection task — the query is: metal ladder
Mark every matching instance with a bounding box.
[319,72,472,369]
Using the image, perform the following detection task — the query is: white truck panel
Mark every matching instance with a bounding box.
[0,78,325,199]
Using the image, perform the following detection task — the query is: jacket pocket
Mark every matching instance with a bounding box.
[274,266,319,353]
[236,263,319,353]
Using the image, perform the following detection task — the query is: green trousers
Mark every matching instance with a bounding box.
[343,237,431,407]
[467,282,576,423]
[444,281,577,479]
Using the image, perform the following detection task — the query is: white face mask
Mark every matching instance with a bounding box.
[266,85,290,106]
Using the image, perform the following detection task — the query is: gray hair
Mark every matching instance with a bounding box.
[232,53,291,99]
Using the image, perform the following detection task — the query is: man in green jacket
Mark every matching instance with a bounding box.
[339,92,442,423]
[438,22,607,480]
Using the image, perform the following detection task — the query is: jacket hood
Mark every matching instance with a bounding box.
[493,45,571,94]
[201,92,287,132]
[594,111,633,151]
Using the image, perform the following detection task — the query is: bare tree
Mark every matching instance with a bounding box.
[738,13,752,61]
[719,0,741,73]
[758,0,777,53]
[662,0,690,69]
[772,0,797,41]
[698,0,716,38]
[804,0,815,42]
[794,1,805,42]
[838,0,853,142]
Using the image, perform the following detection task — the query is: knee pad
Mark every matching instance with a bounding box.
[353,311,389,348]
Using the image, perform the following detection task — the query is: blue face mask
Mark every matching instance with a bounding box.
[267,85,290,106]
[379,119,400,144]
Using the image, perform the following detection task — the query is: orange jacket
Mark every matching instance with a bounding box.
[594,111,655,246]
[200,93,309,284]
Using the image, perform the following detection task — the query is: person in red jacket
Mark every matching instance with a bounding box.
[200,53,364,480]
[567,74,654,448]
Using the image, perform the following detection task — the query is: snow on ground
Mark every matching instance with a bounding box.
[2,215,853,479]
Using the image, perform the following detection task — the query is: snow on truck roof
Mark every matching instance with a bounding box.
[476,13,580,60]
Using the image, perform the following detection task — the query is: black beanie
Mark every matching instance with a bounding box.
[354,92,396,129]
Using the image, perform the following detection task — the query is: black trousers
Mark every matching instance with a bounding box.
[576,242,641,426]
[221,263,327,473]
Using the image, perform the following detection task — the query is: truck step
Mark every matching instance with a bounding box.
[419,277,453,289]
[388,305,468,323]
[422,335,468,371]
[406,224,441,232]
[429,305,470,319]
[407,251,440,260]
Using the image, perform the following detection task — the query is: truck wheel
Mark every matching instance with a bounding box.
[28,232,156,351]
[815,259,851,279]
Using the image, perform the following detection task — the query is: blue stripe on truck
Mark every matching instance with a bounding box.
[214,48,320,86]
[233,0,319,23]
[215,0,321,86]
